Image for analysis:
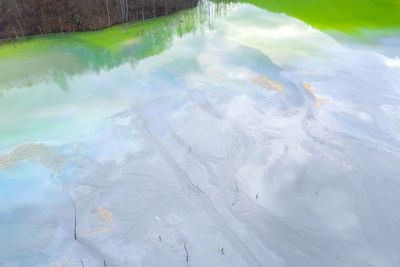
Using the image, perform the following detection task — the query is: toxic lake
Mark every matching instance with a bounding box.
[1,1,400,266]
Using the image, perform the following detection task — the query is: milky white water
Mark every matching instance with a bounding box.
[1,3,400,266]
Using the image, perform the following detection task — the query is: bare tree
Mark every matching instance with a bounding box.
[141,0,144,23]
[105,0,111,27]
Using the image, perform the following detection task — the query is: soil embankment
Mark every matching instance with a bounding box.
[0,0,199,39]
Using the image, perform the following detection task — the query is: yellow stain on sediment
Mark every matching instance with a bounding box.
[0,143,89,171]
[79,208,115,236]
[252,74,284,92]
[0,143,64,170]
[98,208,113,223]
[302,83,328,107]
[51,261,68,267]
[79,225,116,235]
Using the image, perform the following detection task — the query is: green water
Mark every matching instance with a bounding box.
[0,3,217,92]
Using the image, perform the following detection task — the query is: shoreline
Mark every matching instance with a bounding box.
[0,0,199,39]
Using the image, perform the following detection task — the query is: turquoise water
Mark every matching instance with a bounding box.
[1,2,400,266]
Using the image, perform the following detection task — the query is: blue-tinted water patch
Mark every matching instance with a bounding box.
[0,161,68,265]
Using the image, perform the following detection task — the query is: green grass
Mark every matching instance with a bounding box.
[238,0,400,31]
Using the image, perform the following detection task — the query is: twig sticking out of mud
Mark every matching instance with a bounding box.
[72,200,77,240]
[184,242,189,262]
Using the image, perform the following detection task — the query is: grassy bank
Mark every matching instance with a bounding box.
[238,0,400,32]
